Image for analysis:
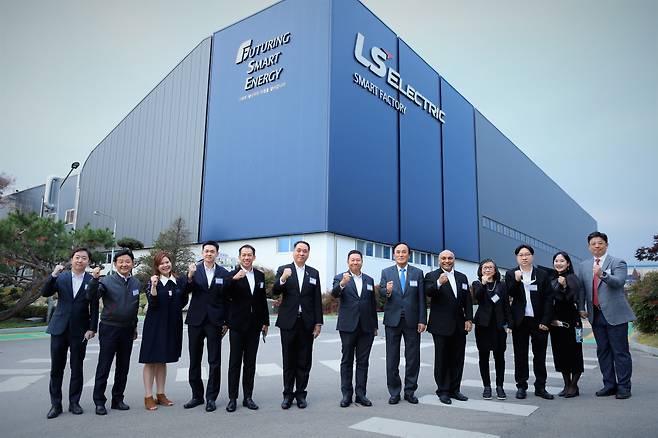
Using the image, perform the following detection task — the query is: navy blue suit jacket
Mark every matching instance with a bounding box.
[41,271,98,336]
[184,263,229,327]
[331,272,378,333]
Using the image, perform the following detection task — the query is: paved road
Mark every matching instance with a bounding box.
[0,317,656,438]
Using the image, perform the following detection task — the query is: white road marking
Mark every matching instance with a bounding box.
[419,394,538,416]
[0,375,46,392]
[255,363,283,377]
[18,359,51,364]
[460,379,562,394]
[349,417,499,438]
[0,369,49,375]
[175,367,207,382]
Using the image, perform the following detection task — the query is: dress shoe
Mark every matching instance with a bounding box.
[439,394,452,404]
[156,393,174,406]
[450,391,468,401]
[243,398,259,410]
[495,386,507,400]
[184,398,204,409]
[296,397,308,409]
[205,400,216,412]
[144,396,157,411]
[482,387,492,400]
[355,396,372,407]
[388,395,400,405]
[515,388,527,399]
[111,400,130,410]
[565,385,580,398]
[558,387,567,397]
[615,391,632,399]
[68,402,83,415]
[596,387,617,397]
[340,396,352,408]
[47,404,63,419]
[281,397,293,409]
[534,389,554,400]
[226,399,237,412]
[95,405,107,416]
[404,393,419,404]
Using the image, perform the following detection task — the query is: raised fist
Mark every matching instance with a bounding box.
[386,280,394,297]
[233,269,246,280]
[51,264,65,277]
[92,266,102,279]
[340,272,351,288]
[514,270,523,282]
[438,273,448,285]
[281,267,292,281]
[188,263,197,279]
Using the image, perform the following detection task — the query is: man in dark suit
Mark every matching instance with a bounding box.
[379,242,427,405]
[505,244,554,400]
[41,248,98,419]
[331,250,378,408]
[424,250,473,404]
[183,241,229,412]
[272,240,323,409]
[576,231,634,399]
[223,244,269,412]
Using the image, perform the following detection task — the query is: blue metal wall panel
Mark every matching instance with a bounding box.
[441,79,479,262]
[202,0,331,242]
[474,110,596,268]
[327,0,399,245]
[398,40,443,253]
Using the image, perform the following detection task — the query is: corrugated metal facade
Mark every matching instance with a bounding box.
[77,38,211,246]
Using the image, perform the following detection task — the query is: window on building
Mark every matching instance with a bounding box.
[383,245,391,260]
[375,244,383,258]
[276,235,303,253]
[365,242,374,257]
[421,253,427,265]
[356,240,366,254]
[64,209,75,225]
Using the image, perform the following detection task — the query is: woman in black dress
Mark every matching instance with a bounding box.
[472,259,511,400]
[549,251,584,398]
[139,251,188,410]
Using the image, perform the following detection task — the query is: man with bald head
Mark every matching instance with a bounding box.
[424,250,473,404]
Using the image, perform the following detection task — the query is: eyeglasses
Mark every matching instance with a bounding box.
[517,253,532,257]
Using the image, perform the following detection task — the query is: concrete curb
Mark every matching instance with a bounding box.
[0,325,47,334]
[630,332,658,356]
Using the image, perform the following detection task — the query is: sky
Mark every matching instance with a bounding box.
[1,0,656,263]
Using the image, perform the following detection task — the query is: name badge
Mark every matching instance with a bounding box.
[259,282,264,289]
[605,269,612,275]
[84,284,89,290]
[168,290,173,297]
[132,289,139,296]
[491,294,500,303]
[215,278,223,285]
[461,283,468,291]
[366,284,373,291]
[529,284,538,291]
[409,280,418,287]
[309,277,317,285]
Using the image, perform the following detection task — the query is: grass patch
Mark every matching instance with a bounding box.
[0,318,47,329]
[636,332,658,349]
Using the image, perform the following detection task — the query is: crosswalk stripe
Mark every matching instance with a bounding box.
[460,379,562,394]
[85,370,114,387]
[0,369,49,375]
[372,339,386,346]
[18,359,51,364]
[419,394,538,416]
[320,360,341,372]
[349,416,498,438]
[0,375,46,392]
[462,356,563,379]
[379,357,432,368]
[175,367,207,382]
[256,363,283,377]
[319,338,342,343]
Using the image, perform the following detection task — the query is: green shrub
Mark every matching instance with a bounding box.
[629,272,658,334]
[19,305,48,319]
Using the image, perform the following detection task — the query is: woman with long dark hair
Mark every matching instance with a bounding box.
[139,251,188,410]
[472,259,511,400]
[549,251,584,398]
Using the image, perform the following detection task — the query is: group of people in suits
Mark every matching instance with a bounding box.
[42,231,635,419]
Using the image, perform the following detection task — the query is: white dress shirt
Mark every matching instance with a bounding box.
[242,266,255,294]
[352,272,363,297]
[204,264,216,288]
[71,271,85,298]
[445,269,457,297]
[522,268,534,317]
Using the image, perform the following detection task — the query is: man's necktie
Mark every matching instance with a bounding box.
[593,258,600,306]
[400,268,406,293]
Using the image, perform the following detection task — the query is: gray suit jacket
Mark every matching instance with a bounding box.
[379,264,427,327]
[576,254,635,326]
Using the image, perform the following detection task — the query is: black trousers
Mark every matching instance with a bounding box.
[280,316,314,399]
[93,323,134,406]
[339,328,375,399]
[49,328,87,405]
[188,322,222,401]
[385,318,420,397]
[592,308,632,392]
[479,349,506,387]
[512,317,548,390]
[228,326,261,400]
[432,331,466,395]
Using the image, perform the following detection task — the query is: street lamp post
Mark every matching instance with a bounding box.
[55,161,80,223]
[93,210,116,273]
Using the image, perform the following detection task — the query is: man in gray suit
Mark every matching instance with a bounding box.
[379,242,427,405]
[576,231,635,399]
[331,250,378,408]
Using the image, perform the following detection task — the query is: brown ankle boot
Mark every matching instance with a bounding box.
[145,396,157,411]
[156,393,174,406]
